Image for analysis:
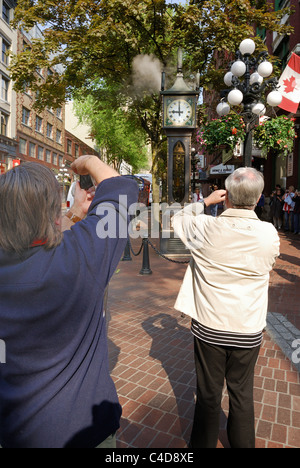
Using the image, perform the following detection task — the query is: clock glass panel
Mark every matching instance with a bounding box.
[165,97,194,127]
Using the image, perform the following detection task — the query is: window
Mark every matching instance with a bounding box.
[47,123,53,139]
[56,107,62,119]
[46,149,51,163]
[23,82,31,96]
[275,0,287,10]
[22,107,31,126]
[38,146,44,161]
[67,139,72,154]
[75,144,79,157]
[36,116,43,133]
[19,138,27,155]
[56,129,62,144]
[29,142,36,158]
[0,113,8,136]
[58,155,63,167]
[2,2,10,23]
[52,152,58,165]
[1,78,9,101]
[2,40,10,66]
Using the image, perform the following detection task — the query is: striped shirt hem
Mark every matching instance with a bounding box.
[191,319,263,349]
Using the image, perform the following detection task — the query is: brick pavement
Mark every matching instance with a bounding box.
[106,232,300,449]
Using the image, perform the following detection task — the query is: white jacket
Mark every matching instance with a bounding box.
[173,204,280,334]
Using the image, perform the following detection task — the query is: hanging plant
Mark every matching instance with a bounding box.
[197,113,246,154]
[253,116,296,158]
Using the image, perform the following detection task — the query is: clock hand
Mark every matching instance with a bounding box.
[172,102,183,116]
[178,101,183,116]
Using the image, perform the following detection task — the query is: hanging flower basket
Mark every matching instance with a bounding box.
[253,116,296,158]
[197,113,246,155]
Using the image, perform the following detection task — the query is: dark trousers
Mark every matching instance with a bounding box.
[190,337,260,448]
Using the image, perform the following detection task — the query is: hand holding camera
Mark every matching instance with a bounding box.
[71,155,120,185]
[204,189,226,207]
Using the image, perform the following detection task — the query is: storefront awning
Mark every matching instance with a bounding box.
[210,164,235,176]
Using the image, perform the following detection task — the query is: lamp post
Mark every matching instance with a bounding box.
[59,164,69,202]
[216,38,283,167]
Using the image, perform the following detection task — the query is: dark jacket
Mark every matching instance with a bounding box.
[0,177,138,448]
[292,194,300,214]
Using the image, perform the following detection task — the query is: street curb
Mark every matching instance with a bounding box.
[266,312,300,373]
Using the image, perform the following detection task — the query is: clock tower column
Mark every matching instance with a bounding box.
[160,49,200,254]
[161,49,199,204]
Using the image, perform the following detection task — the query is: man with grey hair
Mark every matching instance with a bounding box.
[173,167,279,449]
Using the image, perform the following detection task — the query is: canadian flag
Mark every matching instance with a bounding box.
[277,53,300,114]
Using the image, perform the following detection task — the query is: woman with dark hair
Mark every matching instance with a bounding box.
[0,155,138,448]
[0,162,63,254]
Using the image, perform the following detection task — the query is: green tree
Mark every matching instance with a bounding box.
[73,90,150,173]
[10,0,294,202]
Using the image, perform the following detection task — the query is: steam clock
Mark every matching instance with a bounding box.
[160,49,200,254]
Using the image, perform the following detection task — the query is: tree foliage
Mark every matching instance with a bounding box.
[10,0,295,198]
[73,87,150,173]
[11,1,294,107]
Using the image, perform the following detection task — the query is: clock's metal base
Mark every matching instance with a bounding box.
[160,205,190,257]
[160,230,190,256]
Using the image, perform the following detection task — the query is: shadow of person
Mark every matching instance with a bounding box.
[64,402,122,448]
[142,313,195,444]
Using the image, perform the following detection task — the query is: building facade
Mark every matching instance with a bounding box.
[64,101,100,167]
[11,26,99,180]
[65,129,99,167]
[201,0,300,195]
[263,0,300,194]
[15,28,66,173]
[0,0,17,174]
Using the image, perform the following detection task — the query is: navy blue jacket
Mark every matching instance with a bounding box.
[0,176,138,448]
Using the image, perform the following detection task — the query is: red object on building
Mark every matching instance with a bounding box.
[12,159,21,167]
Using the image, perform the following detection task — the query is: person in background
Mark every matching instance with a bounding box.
[283,186,295,232]
[255,193,265,219]
[209,184,219,217]
[292,189,300,234]
[173,167,279,449]
[270,187,284,230]
[0,156,138,448]
[193,187,204,203]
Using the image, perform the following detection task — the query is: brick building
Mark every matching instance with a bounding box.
[0,0,17,174]
[13,27,99,179]
[201,0,300,195]
[15,27,66,172]
[262,0,300,194]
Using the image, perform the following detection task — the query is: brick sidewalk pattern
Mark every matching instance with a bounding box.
[107,232,300,448]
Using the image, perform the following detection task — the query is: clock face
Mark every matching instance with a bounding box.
[166,99,193,126]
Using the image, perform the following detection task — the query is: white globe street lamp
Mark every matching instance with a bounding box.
[216,101,230,116]
[231,60,246,77]
[250,72,263,85]
[252,102,266,116]
[267,90,283,107]
[239,38,256,55]
[224,71,233,87]
[227,88,243,106]
[216,38,282,166]
[257,61,273,77]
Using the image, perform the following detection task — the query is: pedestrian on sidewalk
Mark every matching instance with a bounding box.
[0,156,138,448]
[270,187,284,230]
[292,189,300,234]
[173,167,280,449]
[283,186,295,232]
[193,187,204,203]
[209,184,219,217]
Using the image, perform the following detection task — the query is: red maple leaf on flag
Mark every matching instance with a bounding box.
[283,76,296,93]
